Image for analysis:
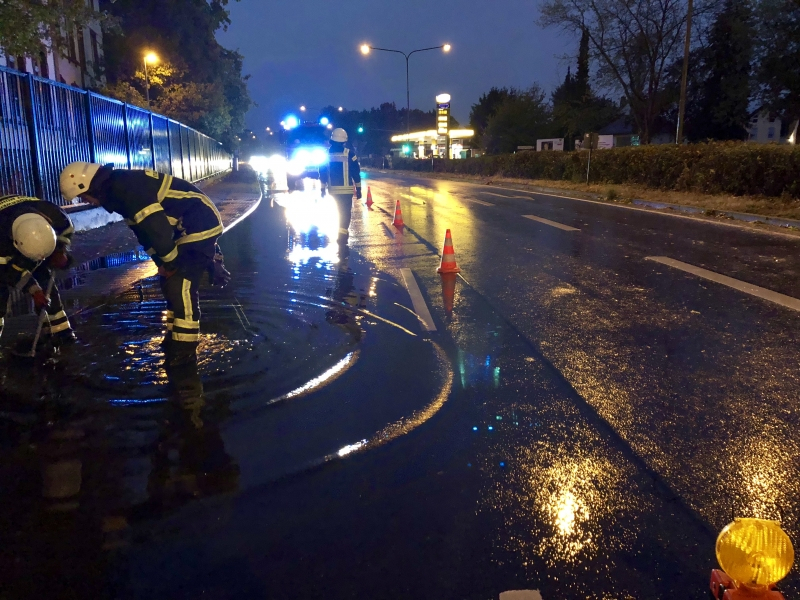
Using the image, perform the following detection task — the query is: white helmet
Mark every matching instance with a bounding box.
[331,128,348,143]
[12,213,57,260]
[60,161,103,201]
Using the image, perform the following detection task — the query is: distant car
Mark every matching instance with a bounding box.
[283,123,329,192]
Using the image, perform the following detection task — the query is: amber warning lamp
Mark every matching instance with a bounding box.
[710,518,794,600]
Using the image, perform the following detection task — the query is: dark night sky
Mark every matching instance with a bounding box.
[216,0,573,133]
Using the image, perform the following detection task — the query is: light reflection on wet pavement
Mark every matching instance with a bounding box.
[2,170,799,598]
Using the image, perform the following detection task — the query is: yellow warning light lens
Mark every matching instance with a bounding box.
[716,518,795,587]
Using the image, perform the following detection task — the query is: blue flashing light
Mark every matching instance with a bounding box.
[488,426,494,431]
[284,114,300,130]
[319,116,330,126]
[472,426,478,431]
[499,461,506,468]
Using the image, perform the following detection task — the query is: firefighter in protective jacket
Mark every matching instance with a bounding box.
[59,163,230,365]
[318,128,361,245]
[0,195,76,345]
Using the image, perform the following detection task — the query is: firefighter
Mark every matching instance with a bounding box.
[318,128,361,245]
[59,163,230,366]
[0,195,76,346]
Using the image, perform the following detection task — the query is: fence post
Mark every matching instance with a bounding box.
[122,103,132,169]
[84,92,96,163]
[148,111,156,171]
[22,75,45,199]
[166,119,174,176]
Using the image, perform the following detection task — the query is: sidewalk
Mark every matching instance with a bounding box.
[2,167,262,334]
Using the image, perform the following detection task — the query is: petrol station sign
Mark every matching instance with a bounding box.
[436,93,450,158]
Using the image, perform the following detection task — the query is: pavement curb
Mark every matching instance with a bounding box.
[369,168,800,232]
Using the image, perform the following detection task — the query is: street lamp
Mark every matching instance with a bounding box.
[338,106,344,112]
[359,43,452,133]
[143,51,158,109]
[300,105,306,112]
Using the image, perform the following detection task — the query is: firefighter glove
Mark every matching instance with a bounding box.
[158,264,178,279]
[48,248,74,270]
[209,252,231,287]
[32,289,50,313]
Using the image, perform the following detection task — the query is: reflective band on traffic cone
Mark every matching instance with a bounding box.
[440,272,457,316]
[392,200,405,229]
[366,186,373,207]
[437,229,461,274]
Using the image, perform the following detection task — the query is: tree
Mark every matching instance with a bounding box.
[692,0,754,140]
[483,85,553,154]
[551,31,621,148]
[99,0,250,149]
[0,1,108,59]
[539,0,695,143]
[469,87,515,150]
[755,0,800,124]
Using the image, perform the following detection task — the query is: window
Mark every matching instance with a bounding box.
[90,30,100,67]
[39,50,49,78]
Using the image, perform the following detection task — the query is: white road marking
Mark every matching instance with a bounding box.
[460,197,493,206]
[400,268,437,331]
[482,192,532,200]
[523,214,580,232]
[646,256,800,312]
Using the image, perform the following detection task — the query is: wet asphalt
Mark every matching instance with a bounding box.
[0,170,798,599]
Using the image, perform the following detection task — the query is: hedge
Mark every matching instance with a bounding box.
[388,142,800,198]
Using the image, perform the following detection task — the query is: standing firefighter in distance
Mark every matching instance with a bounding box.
[318,128,361,245]
[0,195,76,346]
[59,163,230,365]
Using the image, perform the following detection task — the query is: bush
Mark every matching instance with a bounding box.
[387,142,800,198]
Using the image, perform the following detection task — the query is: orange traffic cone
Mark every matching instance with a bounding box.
[440,272,457,316]
[366,186,373,207]
[392,200,405,229]
[437,229,461,274]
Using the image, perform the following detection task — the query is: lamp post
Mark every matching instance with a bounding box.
[143,51,158,109]
[360,43,451,133]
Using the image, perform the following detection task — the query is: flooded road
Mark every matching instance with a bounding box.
[1,170,797,598]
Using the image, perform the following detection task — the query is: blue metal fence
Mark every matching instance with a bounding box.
[0,65,231,207]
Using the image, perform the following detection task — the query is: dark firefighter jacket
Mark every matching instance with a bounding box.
[93,169,223,267]
[319,144,361,195]
[0,195,74,291]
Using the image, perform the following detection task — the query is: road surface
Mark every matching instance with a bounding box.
[1,169,798,599]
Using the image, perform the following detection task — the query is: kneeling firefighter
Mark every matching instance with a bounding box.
[318,128,361,245]
[59,163,231,366]
[0,195,76,346]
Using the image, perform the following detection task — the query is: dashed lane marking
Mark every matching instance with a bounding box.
[646,256,800,312]
[481,192,533,200]
[460,197,493,206]
[522,214,580,232]
[400,268,437,332]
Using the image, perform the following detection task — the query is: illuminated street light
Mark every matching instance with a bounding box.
[338,106,344,112]
[359,43,452,132]
[266,127,271,131]
[300,105,306,112]
[143,51,159,108]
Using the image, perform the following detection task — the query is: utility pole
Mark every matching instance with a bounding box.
[676,0,694,144]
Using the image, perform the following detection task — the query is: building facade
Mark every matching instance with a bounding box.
[0,0,104,89]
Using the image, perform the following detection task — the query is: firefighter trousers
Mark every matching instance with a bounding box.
[330,193,353,239]
[0,264,71,339]
[160,242,217,352]
[161,271,201,351]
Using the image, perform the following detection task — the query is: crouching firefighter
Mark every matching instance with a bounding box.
[0,195,76,346]
[59,163,231,366]
[318,128,361,246]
